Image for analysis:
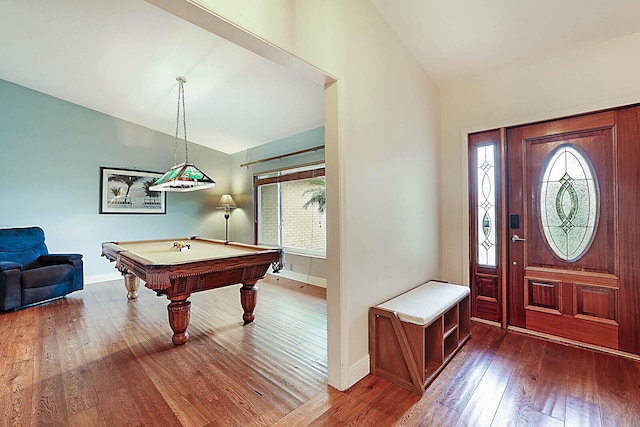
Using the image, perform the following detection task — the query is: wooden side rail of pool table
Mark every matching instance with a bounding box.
[101,238,284,345]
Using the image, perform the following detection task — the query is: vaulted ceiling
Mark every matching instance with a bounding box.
[2,1,640,154]
[0,0,325,154]
[371,0,640,86]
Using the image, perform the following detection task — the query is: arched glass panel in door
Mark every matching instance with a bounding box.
[539,145,598,261]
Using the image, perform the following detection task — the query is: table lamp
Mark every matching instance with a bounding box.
[216,194,237,244]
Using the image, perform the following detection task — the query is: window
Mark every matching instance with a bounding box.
[539,145,598,261]
[254,163,326,256]
[476,144,497,267]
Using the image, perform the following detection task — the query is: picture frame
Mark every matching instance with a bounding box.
[99,167,166,214]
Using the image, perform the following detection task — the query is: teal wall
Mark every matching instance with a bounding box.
[0,79,231,282]
[0,78,324,283]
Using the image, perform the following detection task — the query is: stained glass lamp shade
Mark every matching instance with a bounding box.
[149,76,216,192]
[150,162,215,192]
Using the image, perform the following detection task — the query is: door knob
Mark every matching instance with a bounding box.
[511,234,526,242]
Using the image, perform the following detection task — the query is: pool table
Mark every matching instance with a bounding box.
[101,237,284,345]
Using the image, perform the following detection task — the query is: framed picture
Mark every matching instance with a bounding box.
[99,167,166,214]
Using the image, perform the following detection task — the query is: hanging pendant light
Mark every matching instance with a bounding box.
[150,77,216,192]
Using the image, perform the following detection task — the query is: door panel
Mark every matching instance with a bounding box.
[525,277,561,313]
[574,283,618,323]
[507,112,620,348]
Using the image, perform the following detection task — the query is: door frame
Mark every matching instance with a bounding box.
[469,105,640,356]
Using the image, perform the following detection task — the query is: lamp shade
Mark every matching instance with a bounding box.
[150,162,216,192]
[216,194,237,210]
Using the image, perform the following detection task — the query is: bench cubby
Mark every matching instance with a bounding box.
[369,280,471,395]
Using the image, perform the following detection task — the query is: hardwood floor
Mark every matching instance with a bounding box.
[1,279,639,426]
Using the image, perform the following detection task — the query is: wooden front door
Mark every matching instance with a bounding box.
[506,111,620,348]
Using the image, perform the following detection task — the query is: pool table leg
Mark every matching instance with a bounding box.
[123,273,139,300]
[240,280,258,324]
[167,298,191,345]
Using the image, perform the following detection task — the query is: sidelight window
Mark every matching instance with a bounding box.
[476,144,497,267]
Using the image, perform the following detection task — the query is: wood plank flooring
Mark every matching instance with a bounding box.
[1,278,639,426]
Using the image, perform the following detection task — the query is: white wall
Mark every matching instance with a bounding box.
[180,0,442,389]
[0,79,232,283]
[440,31,640,286]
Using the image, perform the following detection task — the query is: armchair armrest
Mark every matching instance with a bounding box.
[39,254,83,265]
[39,253,84,292]
[0,261,22,310]
[0,261,23,271]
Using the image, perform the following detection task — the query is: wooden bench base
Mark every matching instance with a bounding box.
[369,281,471,395]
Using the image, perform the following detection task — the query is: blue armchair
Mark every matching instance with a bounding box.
[0,226,83,311]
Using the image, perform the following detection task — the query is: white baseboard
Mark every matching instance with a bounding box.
[348,354,371,389]
[85,272,122,285]
[271,270,326,288]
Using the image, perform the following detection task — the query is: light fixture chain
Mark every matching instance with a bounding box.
[174,79,181,166]
[151,76,215,192]
[181,80,188,163]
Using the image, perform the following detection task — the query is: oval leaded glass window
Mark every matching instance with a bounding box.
[539,145,598,261]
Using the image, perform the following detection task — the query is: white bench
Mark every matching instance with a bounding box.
[369,280,471,394]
